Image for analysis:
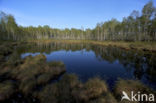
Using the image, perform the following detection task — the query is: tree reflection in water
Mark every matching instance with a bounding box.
[17,42,156,89]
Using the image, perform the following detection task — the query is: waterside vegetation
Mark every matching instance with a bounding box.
[0,0,156,103]
[0,42,155,103]
[28,39,156,52]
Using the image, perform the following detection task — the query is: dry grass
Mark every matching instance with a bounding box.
[0,54,66,96]
[88,92,117,103]
[15,54,65,95]
[72,77,108,102]
[37,74,79,103]
[0,41,155,102]
[0,81,15,101]
[37,75,111,103]
[84,77,108,98]
[114,79,154,103]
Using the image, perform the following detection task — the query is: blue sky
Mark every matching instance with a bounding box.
[0,0,156,29]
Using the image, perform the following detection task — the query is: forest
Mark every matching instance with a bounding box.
[0,1,156,41]
[0,1,156,102]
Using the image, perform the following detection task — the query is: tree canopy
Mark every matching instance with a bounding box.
[0,0,156,41]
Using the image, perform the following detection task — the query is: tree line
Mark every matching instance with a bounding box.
[0,0,156,41]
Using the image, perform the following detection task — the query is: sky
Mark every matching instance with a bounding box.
[0,0,156,29]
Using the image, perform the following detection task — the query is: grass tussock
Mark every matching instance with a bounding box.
[114,79,155,103]
[0,71,155,103]
[88,92,117,103]
[0,54,66,97]
[0,81,15,101]
[0,42,15,65]
[36,75,117,103]
[15,54,65,95]
[72,77,108,102]
[36,74,79,103]
[0,42,15,56]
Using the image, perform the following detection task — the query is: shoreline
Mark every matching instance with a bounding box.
[27,39,156,52]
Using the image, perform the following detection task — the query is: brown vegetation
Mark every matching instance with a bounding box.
[0,81,16,101]
[114,79,155,103]
[0,42,155,103]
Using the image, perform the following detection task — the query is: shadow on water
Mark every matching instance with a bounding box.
[18,42,156,90]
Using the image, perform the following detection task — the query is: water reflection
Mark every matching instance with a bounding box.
[18,42,156,90]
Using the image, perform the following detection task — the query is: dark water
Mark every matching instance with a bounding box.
[18,42,156,90]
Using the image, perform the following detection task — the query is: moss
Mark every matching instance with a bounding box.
[0,81,15,101]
